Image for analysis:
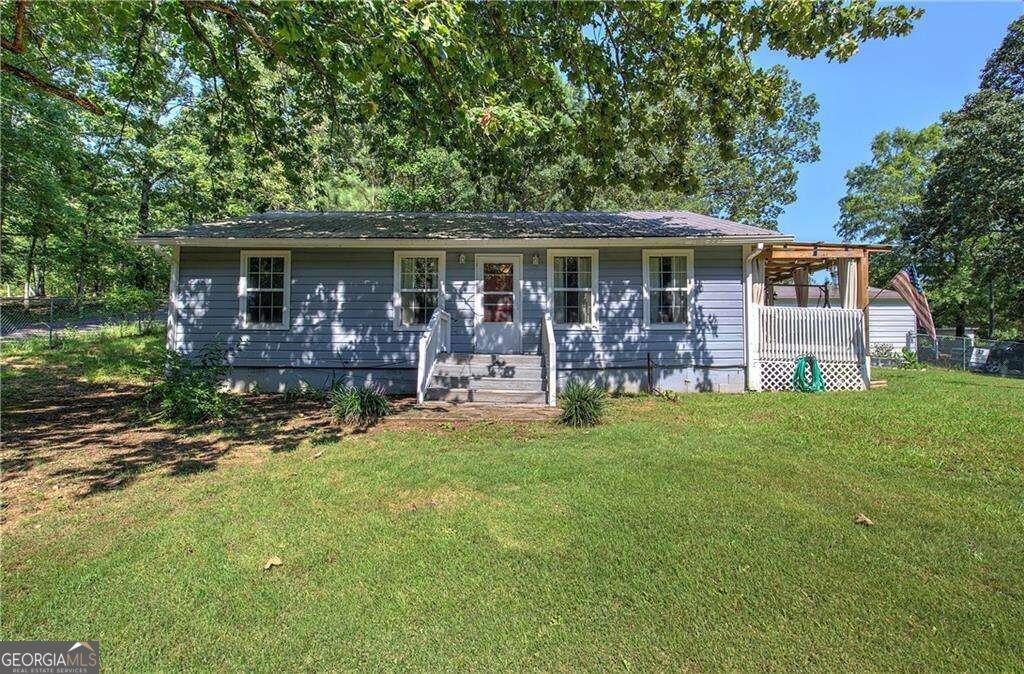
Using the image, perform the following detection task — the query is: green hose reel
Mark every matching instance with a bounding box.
[792,355,826,393]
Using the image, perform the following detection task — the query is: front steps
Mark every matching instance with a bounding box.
[424,353,549,405]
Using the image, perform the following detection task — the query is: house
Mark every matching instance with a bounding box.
[137,211,885,404]
[771,285,917,352]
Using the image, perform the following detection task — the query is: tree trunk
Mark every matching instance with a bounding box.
[134,174,153,288]
[75,219,91,309]
[23,233,37,306]
[138,176,152,233]
[987,279,995,338]
[954,301,967,338]
[37,235,48,297]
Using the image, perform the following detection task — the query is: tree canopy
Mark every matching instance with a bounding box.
[1,1,922,304]
[836,15,1024,338]
[3,1,918,191]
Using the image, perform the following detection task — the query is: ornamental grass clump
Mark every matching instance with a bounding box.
[558,379,607,427]
[330,384,394,426]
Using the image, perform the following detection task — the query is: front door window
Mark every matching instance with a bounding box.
[482,263,514,323]
[474,255,522,353]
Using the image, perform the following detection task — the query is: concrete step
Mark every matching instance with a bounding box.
[431,375,545,391]
[436,353,543,368]
[432,363,544,380]
[423,387,548,405]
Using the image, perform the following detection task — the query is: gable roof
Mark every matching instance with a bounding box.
[137,210,791,245]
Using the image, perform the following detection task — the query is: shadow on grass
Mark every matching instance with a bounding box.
[1,377,336,508]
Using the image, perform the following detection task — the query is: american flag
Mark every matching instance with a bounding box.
[887,264,937,341]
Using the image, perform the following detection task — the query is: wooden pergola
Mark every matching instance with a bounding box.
[760,241,890,310]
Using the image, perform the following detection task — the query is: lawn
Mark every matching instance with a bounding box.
[2,331,1023,670]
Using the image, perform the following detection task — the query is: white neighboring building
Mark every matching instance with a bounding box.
[772,285,917,352]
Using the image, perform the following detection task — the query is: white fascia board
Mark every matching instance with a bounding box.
[135,234,795,249]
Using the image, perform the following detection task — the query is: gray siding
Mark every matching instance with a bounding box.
[867,300,917,351]
[173,245,746,390]
[175,248,418,368]
[554,246,744,368]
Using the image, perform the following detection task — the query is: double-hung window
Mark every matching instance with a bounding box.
[239,250,291,329]
[642,249,693,328]
[393,251,445,330]
[547,249,598,328]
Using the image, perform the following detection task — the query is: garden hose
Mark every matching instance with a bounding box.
[792,355,826,393]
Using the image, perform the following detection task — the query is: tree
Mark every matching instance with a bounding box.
[837,14,1024,338]
[594,70,821,228]
[835,124,944,285]
[1,2,926,305]
[381,147,476,211]
[2,0,921,195]
[912,90,1024,337]
[980,15,1023,96]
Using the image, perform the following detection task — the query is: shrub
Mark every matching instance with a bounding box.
[898,347,922,370]
[104,286,160,316]
[329,384,393,425]
[558,379,607,427]
[145,343,240,423]
[871,343,897,360]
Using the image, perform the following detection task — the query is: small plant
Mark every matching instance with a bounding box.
[145,343,241,423]
[329,384,393,426]
[871,343,897,360]
[558,379,607,427]
[659,389,680,403]
[898,347,922,370]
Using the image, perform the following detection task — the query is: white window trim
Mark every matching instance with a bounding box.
[392,250,446,332]
[238,250,291,330]
[642,248,694,330]
[546,248,599,330]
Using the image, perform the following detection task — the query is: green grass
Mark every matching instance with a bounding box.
[1,325,163,398]
[3,337,1023,670]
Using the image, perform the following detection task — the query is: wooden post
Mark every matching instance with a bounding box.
[742,244,762,391]
[646,352,653,394]
[165,245,180,366]
[857,254,871,382]
[856,254,869,310]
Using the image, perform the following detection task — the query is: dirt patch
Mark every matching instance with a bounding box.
[387,486,482,514]
[0,378,338,531]
[1,370,554,531]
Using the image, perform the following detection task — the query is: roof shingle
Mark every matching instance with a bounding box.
[139,210,789,242]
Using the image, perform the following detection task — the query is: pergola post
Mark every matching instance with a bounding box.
[837,258,857,309]
[857,254,871,381]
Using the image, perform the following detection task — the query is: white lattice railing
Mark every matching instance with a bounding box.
[759,306,865,362]
[416,308,451,404]
[756,306,868,391]
[541,311,557,407]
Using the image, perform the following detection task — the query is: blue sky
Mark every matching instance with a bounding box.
[753,2,1023,242]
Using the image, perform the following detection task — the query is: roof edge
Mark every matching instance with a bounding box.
[134,233,794,248]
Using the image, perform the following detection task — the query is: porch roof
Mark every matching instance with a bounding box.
[761,241,890,285]
[137,210,792,246]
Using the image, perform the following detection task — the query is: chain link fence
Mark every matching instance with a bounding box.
[916,334,1024,379]
[1,296,166,347]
